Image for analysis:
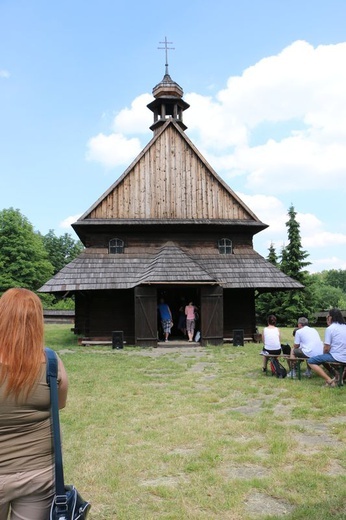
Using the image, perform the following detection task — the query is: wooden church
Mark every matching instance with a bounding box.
[39,64,303,346]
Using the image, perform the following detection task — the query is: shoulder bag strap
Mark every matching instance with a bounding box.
[45,347,66,500]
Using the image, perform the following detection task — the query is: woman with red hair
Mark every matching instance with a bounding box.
[0,288,68,519]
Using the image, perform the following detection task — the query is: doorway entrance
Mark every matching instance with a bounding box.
[156,285,200,340]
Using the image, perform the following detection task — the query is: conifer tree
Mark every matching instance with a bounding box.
[279,205,313,325]
[256,243,280,323]
[280,205,310,283]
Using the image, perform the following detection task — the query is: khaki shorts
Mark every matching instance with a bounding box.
[0,465,54,520]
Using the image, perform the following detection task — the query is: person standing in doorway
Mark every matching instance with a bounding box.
[185,301,198,342]
[158,298,173,342]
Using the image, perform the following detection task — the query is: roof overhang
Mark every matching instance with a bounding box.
[72,219,268,244]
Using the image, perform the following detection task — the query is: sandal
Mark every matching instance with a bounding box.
[325,378,336,388]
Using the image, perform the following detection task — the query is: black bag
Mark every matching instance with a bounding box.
[46,348,91,520]
[270,358,287,378]
[49,485,91,520]
[281,343,291,355]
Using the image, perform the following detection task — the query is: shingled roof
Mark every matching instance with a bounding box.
[39,241,303,293]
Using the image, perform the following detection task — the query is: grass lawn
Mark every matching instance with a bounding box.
[45,325,346,519]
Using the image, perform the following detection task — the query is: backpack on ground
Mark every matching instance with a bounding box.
[270,358,287,378]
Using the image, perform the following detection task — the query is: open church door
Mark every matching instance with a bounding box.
[200,286,223,346]
[135,286,158,346]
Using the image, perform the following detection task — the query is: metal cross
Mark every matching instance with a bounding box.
[158,37,175,75]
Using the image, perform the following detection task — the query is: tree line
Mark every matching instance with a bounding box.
[0,206,345,321]
[256,205,346,325]
[0,207,83,308]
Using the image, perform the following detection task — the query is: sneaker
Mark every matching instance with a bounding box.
[287,370,297,379]
[303,370,312,378]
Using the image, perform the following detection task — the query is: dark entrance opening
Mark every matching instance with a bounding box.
[156,285,200,340]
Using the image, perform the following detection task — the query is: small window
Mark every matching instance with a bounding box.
[109,238,124,254]
[218,238,232,254]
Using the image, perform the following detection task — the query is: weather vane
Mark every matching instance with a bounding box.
[158,37,174,75]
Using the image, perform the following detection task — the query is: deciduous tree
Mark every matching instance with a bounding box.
[0,208,53,291]
[42,229,83,275]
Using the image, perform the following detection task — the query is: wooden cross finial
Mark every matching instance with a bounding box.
[158,37,175,75]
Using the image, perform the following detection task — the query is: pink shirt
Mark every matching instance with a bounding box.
[185,305,196,320]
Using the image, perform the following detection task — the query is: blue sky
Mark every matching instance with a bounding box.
[1,0,346,273]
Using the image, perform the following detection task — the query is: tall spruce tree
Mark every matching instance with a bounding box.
[256,243,281,323]
[267,242,279,267]
[279,205,313,325]
[280,205,310,283]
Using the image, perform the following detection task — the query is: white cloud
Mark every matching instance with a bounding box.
[303,231,346,248]
[112,93,152,134]
[0,70,10,78]
[309,256,346,273]
[60,214,82,228]
[237,192,286,233]
[184,93,248,150]
[86,132,142,168]
[184,40,346,194]
[240,195,346,253]
[87,40,346,189]
[86,93,152,169]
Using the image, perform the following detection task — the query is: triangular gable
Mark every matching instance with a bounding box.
[137,242,216,285]
[78,119,261,223]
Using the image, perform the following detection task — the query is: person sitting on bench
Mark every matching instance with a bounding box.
[261,314,281,373]
[290,317,323,378]
[308,308,346,387]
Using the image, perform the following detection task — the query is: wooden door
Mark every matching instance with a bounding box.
[134,286,158,346]
[200,286,223,346]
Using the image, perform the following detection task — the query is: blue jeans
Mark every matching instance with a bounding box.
[308,353,336,365]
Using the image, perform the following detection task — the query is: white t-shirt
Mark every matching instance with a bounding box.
[263,326,280,351]
[294,326,323,357]
[324,322,346,363]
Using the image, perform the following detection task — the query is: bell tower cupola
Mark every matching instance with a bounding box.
[147,37,190,134]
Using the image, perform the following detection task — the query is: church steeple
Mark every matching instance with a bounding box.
[147,37,189,134]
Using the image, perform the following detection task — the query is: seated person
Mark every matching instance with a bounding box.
[308,308,346,387]
[261,314,281,372]
[291,317,323,378]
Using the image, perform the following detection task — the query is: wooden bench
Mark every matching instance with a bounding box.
[264,354,346,387]
[288,357,346,386]
[311,361,346,388]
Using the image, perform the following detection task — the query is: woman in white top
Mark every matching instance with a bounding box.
[262,314,281,372]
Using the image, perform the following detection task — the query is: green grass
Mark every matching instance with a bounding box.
[46,325,346,519]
